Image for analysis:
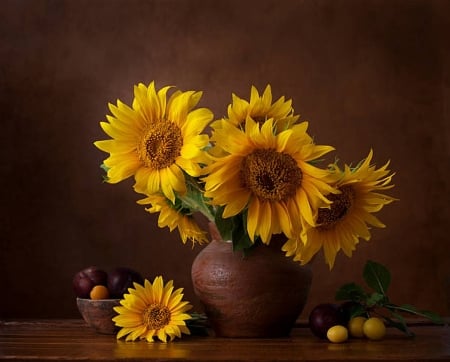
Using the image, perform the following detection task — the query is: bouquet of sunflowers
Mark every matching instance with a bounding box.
[94,81,395,270]
[94,81,396,342]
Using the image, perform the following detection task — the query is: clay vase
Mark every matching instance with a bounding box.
[191,225,312,338]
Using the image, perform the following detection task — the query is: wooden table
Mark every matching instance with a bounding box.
[0,319,449,361]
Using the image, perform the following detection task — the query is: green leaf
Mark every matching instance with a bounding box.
[100,163,110,172]
[230,214,254,252]
[349,304,368,319]
[418,310,444,324]
[335,283,367,302]
[186,313,209,336]
[214,207,233,241]
[179,181,215,221]
[100,163,110,182]
[386,304,444,324]
[214,212,254,253]
[363,260,391,295]
[366,292,388,307]
[383,313,414,337]
[232,232,254,252]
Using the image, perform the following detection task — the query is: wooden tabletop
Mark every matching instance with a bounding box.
[0,319,449,361]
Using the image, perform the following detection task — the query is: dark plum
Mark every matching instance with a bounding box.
[308,303,345,339]
[107,267,144,298]
[73,266,107,298]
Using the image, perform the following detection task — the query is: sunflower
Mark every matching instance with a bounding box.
[225,84,299,130]
[94,81,213,203]
[137,193,209,245]
[113,276,192,342]
[203,117,337,244]
[283,150,396,269]
[208,85,300,158]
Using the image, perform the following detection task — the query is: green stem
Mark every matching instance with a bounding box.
[179,193,215,222]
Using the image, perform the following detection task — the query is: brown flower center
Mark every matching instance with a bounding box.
[317,185,355,230]
[238,115,267,129]
[139,121,182,169]
[251,115,268,125]
[142,303,171,330]
[240,149,302,202]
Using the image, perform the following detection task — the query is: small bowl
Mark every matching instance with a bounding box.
[76,298,121,334]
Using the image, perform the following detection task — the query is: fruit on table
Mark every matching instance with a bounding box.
[348,316,367,338]
[107,267,144,298]
[90,285,110,300]
[363,317,386,340]
[326,325,348,343]
[308,303,345,339]
[73,266,108,298]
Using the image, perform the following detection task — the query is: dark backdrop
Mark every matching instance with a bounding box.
[1,0,449,319]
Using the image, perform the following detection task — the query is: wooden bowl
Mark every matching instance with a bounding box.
[76,298,121,334]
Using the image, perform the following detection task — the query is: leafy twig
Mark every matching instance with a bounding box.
[335,260,444,337]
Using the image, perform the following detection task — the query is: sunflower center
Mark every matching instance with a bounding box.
[240,149,302,201]
[251,115,268,125]
[142,303,171,330]
[317,185,355,230]
[238,115,267,129]
[139,121,182,169]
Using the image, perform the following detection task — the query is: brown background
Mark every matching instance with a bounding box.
[1,0,449,319]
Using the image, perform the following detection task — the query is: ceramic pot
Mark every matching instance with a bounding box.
[191,225,312,338]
